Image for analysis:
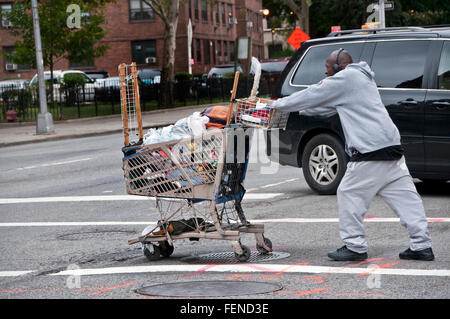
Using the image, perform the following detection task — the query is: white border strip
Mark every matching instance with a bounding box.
[0,218,448,227]
[48,264,450,277]
[0,193,283,205]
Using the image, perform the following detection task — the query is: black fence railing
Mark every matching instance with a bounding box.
[0,75,281,122]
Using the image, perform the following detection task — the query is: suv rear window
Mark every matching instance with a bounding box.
[291,43,363,85]
[438,41,450,90]
[371,40,430,89]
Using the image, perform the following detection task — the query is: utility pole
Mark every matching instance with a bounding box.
[379,0,386,28]
[187,18,192,75]
[31,0,54,134]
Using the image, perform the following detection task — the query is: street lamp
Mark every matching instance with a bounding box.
[260,9,269,16]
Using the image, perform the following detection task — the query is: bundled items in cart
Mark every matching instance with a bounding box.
[142,105,232,145]
[234,97,289,129]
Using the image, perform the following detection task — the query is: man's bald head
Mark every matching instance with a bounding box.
[325,49,353,77]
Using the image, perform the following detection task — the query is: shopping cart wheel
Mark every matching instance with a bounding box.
[143,243,161,261]
[159,241,174,258]
[256,237,273,255]
[235,244,251,262]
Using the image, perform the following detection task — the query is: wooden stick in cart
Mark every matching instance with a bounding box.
[119,64,129,146]
[131,62,144,143]
[226,71,240,125]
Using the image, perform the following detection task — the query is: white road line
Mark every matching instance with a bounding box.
[250,218,450,223]
[42,264,450,278]
[0,271,34,277]
[246,178,299,192]
[0,221,156,227]
[0,193,283,205]
[0,218,448,227]
[15,158,93,171]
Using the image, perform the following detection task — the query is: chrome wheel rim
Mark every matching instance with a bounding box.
[308,144,339,185]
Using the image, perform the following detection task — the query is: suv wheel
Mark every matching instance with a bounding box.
[301,134,348,195]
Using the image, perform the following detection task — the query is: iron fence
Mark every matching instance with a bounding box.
[0,75,280,122]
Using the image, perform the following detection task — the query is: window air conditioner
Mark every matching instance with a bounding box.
[2,20,12,28]
[145,57,157,64]
[5,63,18,71]
[228,17,237,25]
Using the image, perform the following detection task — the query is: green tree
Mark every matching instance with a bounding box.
[142,1,217,107]
[264,0,449,39]
[143,0,180,107]
[2,0,114,106]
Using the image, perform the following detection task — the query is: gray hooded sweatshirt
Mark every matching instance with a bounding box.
[272,61,401,156]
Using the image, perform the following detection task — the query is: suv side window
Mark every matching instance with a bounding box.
[291,43,363,86]
[371,40,430,89]
[437,41,450,90]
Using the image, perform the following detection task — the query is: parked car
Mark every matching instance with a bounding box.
[257,58,290,96]
[0,79,29,102]
[267,26,450,194]
[192,73,208,98]
[0,79,32,121]
[207,64,244,79]
[29,70,96,102]
[137,68,161,85]
[0,79,29,91]
[84,70,109,81]
[94,76,120,101]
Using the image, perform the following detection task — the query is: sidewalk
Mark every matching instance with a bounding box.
[0,103,224,147]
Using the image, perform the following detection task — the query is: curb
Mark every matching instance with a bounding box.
[0,122,175,148]
[0,102,226,148]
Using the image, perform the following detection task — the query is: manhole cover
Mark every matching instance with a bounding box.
[181,251,290,264]
[136,280,282,297]
[57,230,136,241]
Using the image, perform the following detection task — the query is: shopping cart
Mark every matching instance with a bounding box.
[119,64,273,262]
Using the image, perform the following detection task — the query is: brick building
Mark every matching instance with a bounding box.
[0,0,264,80]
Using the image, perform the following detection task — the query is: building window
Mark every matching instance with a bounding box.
[201,0,207,22]
[69,59,95,69]
[215,3,219,26]
[229,42,234,62]
[224,41,228,63]
[2,46,30,71]
[188,0,192,20]
[221,3,225,25]
[194,0,199,21]
[212,41,216,65]
[129,0,154,22]
[227,4,232,20]
[218,41,222,64]
[204,39,210,65]
[195,39,201,63]
[131,40,156,65]
[1,3,12,28]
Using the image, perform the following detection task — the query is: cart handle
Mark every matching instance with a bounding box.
[226,71,240,125]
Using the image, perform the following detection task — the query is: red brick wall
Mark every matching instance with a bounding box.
[0,0,263,80]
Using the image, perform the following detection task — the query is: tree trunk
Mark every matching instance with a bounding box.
[160,0,179,107]
[284,0,309,35]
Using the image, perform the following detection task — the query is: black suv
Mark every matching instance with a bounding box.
[267,26,450,195]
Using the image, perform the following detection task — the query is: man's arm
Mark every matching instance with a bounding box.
[272,73,345,114]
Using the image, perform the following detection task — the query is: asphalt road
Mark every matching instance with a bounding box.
[0,131,449,303]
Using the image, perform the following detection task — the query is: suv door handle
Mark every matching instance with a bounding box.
[431,101,450,110]
[399,99,418,105]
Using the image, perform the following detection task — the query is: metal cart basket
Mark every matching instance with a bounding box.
[233,97,289,130]
[119,64,272,262]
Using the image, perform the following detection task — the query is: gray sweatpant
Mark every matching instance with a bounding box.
[336,156,432,254]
